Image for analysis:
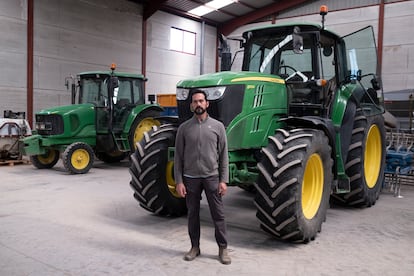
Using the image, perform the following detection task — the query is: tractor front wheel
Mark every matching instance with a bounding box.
[129,124,186,216]
[30,149,60,169]
[255,129,333,242]
[62,142,94,174]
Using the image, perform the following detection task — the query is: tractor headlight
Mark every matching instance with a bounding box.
[35,122,52,131]
[203,86,226,100]
[176,86,226,101]
[176,88,190,100]
[35,122,45,130]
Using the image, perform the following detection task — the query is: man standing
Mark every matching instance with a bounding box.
[174,90,231,265]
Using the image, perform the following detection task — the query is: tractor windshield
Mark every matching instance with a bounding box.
[79,75,145,107]
[80,77,108,106]
[79,74,146,133]
[243,30,316,80]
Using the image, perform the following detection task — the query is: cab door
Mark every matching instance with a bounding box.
[341,26,384,115]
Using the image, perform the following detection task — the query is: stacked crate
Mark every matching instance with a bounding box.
[157,94,177,116]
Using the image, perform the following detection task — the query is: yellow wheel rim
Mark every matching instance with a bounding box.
[166,161,180,198]
[71,149,90,170]
[38,150,57,165]
[364,125,381,188]
[133,118,160,149]
[302,153,324,220]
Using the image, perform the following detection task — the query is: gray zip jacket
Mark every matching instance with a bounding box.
[174,115,229,184]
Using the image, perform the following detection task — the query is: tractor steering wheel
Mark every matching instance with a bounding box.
[278,65,307,82]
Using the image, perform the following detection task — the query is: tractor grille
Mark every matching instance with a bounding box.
[35,114,64,136]
[177,85,245,127]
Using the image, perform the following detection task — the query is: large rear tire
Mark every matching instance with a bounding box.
[331,110,385,207]
[129,124,186,216]
[128,111,161,152]
[30,149,60,169]
[255,129,333,242]
[62,142,94,174]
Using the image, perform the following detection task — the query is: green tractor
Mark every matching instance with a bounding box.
[129,9,387,242]
[21,64,162,174]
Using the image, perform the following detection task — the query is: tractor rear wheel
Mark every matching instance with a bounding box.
[255,128,333,242]
[331,110,385,207]
[62,142,94,174]
[129,124,186,216]
[128,111,161,152]
[30,149,60,169]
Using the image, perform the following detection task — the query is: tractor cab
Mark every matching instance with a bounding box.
[242,23,330,117]
[241,13,383,119]
[71,64,146,135]
[67,64,149,153]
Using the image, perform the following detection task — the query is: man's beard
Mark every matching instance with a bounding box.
[194,106,206,115]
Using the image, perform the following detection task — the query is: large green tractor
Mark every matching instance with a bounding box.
[21,64,162,174]
[129,9,387,242]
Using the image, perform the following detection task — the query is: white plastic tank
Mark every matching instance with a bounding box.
[0,113,32,160]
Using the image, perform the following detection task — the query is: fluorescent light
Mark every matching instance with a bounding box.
[188,5,214,16]
[188,0,236,17]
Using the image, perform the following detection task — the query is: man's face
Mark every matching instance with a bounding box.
[191,92,209,115]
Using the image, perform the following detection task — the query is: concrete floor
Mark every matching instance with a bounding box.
[1,160,414,276]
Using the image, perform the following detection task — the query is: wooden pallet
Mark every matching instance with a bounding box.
[0,159,31,166]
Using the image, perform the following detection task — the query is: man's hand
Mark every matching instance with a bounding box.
[218,182,227,196]
[176,183,186,198]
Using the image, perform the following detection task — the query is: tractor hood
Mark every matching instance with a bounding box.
[34,103,96,137]
[176,71,285,88]
[36,103,95,116]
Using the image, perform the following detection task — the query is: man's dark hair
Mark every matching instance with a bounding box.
[191,89,207,101]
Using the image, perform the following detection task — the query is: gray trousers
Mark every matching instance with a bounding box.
[184,175,228,248]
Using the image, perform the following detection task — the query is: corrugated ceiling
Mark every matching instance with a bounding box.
[131,0,385,35]
[133,0,314,34]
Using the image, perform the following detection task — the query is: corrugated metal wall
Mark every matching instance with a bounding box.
[0,0,145,118]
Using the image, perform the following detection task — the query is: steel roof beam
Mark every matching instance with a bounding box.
[143,0,168,20]
[218,0,311,36]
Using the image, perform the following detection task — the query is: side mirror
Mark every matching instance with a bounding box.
[109,76,119,91]
[371,77,381,90]
[219,34,232,71]
[220,52,232,71]
[148,94,156,104]
[292,27,303,54]
[65,75,77,104]
[108,76,119,105]
[356,69,362,81]
[71,83,76,104]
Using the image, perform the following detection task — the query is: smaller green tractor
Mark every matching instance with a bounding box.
[21,64,162,174]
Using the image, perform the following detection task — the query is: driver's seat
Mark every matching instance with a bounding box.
[117,98,130,107]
